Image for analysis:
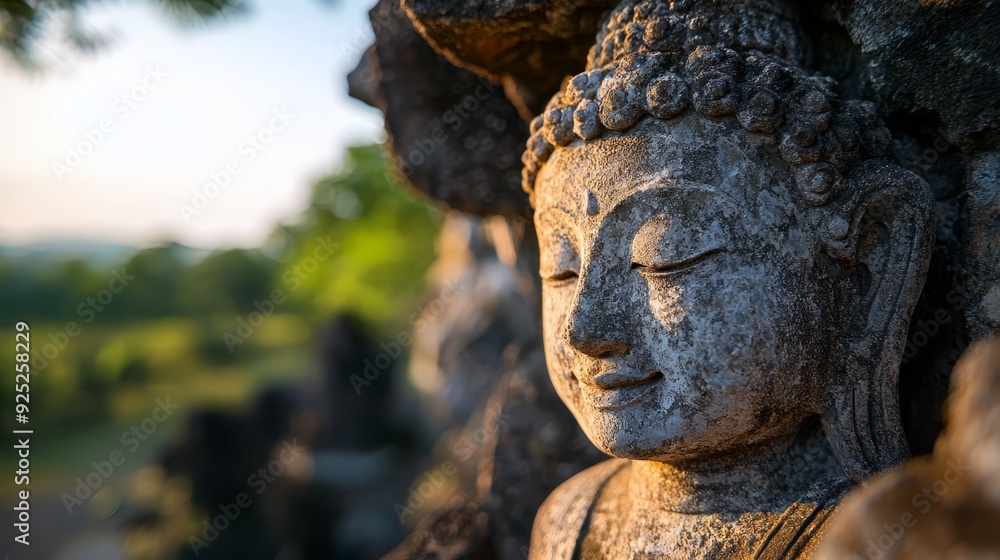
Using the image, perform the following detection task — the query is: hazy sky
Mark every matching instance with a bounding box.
[0,0,384,249]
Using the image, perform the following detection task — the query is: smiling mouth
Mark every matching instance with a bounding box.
[579,371,664,411]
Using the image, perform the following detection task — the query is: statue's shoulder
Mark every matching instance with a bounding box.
[753,476,854,559]
[529,458,628,560]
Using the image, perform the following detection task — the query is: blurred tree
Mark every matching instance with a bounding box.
[0,0,245,66]
[111,243,189,319]
[0,255,104,321]
[277,144,442,333]
[176,248,278,315]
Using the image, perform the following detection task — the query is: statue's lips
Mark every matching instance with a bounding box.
[579,371,663,411]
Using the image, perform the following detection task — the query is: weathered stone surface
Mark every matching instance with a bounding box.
[816,339,1000,559]
[959,151,1000,344]
[352,0,532,217]
[828,0,1000,152]
[401,0,614,117]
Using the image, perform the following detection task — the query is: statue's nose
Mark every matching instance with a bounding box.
[562,279,631,357]
[563,321,630,357]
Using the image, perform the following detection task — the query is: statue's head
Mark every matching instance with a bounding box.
[523,0,935,481]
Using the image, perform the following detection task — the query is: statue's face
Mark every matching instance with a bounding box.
[534,115,828,462]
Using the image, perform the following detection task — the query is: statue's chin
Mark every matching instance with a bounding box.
[590,433,748,464]
[579,413,704,461]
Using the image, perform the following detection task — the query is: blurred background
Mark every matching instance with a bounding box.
[0,1,463,557]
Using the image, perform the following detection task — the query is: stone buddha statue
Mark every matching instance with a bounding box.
[521,0,936,557]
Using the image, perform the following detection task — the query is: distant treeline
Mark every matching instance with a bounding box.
[0,144,441,333]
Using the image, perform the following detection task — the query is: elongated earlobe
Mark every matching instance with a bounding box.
[819,160,935,481]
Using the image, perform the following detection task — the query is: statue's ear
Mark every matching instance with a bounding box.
[819,160,935,482]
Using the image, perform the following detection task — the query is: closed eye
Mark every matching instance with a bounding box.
[544,269,579,283]
[631,247,726,275]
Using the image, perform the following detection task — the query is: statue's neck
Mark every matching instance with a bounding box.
[628,422,848,515]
